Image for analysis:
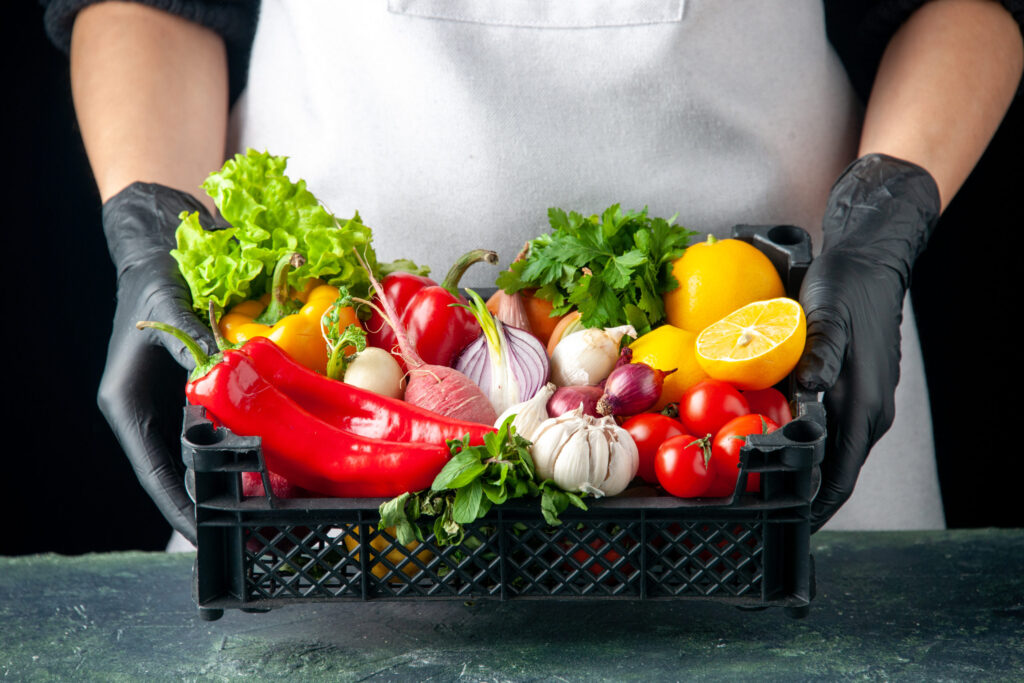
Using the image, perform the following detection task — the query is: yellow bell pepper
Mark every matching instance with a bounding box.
[218,254,361,375]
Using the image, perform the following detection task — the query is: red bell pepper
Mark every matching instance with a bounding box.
[370,249,498,368]
[365,270,437,359]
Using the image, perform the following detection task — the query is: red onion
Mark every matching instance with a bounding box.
[547,385,604,418]
[609,346,634,376]
[454,291,550,415]
[596,362,673,417]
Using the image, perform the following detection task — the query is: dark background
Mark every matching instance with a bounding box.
[7,2,1023,555]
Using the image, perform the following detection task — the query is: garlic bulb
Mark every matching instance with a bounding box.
[494,383,556,440]
[529,406,639,497]
[549,325,637,387]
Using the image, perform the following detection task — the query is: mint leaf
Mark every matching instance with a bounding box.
[431,452,487,491]
[540,487,569,526]
[379,421,588,545]
[452,480,484,524]
[379,492,422,545]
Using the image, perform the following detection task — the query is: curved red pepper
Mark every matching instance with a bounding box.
[365,271,436,361]
[187,350,452,498]
[239,336,496,443]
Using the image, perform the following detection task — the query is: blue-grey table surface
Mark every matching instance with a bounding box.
[3,529,1022,681]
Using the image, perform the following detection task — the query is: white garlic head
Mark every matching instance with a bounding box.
[529,406,639,497]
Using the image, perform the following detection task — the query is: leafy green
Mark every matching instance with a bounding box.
[172,149,412,316]
[170,212,265,316]
[379,418,587,546]
[495,204,696,334]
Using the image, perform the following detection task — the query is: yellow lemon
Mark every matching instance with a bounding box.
[343,526,434,581]
[664,235,786,333]
[629,324,708,410]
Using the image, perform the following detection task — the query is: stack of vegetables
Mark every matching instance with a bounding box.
[156,149,809,548]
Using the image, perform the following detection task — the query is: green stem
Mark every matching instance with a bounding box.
[323,289,366,380]
[325,345,345,381]
[706,234,718,245]
[259,252,306,324]
[441,249,499,297]
[208,300,231,351]
[462,289,502,359]
[136,320,219,380]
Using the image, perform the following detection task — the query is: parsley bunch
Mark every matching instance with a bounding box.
[379,418,587,546]
[495,205,696,335]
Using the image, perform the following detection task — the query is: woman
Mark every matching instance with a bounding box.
[43,0,1023,546]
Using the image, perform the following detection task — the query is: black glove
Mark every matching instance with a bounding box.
[97,182,219,546]
[797,153,941,532]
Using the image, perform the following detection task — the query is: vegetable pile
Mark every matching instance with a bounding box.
[151,149,809,550]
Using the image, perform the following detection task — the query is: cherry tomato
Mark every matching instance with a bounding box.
[705,413,780,496]
[654,434,715,498]
[678,379,750,437]
[742,387,792,426]
[622,413,686,484]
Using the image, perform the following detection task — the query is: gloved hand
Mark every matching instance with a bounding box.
[797,153,941,532]
[97,182,219,546]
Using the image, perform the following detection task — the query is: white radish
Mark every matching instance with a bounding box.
[343,347,406,399]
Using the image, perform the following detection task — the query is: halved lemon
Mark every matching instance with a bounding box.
[695,297,806,390]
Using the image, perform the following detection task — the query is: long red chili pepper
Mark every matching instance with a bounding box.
[239,336,495,444]
[394,249,498,368]
[139,322,455,498]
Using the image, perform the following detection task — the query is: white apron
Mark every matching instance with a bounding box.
[224,0,945,531]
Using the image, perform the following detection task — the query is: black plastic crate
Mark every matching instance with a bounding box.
[183,224,825,620]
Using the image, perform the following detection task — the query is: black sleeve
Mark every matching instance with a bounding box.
[824,0,1024,104]
[39,0,259,105]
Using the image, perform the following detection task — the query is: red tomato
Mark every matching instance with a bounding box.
[705,413,780,496]
[742,387,792,426]
[622,413,686,484]
[654,434,716,498]
[678,379,750,438]
[569,539,635,577]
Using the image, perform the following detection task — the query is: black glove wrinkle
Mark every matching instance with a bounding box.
[800,153,940,532]
[821,153,940,256]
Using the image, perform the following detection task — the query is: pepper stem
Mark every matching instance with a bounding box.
[440,249,499,297]
[208,301,230,351]
[136,320,220,380]
[259,252,306,324]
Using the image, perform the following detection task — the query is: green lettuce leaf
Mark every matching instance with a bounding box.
[172,149,385,315]
[170,212,265,315]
